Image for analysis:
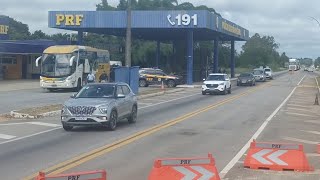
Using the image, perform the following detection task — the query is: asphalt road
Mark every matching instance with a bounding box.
[0,71,318,180]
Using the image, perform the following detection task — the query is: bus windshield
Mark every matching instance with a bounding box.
[41,53,76,77]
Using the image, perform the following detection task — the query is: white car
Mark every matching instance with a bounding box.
[202,73,231,95]
[264,68,273,79]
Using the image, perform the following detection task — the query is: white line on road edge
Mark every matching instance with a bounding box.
[219,84,299,178]
[0,127,61,145]
[0,133,16,140]
[0,122,27,126]
[283,137,319,145]
[27,122,61,127]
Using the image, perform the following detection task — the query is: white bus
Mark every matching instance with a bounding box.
[36,45,110,91]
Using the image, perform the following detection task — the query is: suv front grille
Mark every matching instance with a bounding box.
[68,106,96,115]
[206,84,218,88]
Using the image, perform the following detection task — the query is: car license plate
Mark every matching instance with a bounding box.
[242,80,246,83]
[51,84,57,87]
[75,117,87,121]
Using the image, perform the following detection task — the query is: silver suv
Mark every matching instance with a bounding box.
[61,82,138,131]
[264,67,273,79]
[253,69,266,82]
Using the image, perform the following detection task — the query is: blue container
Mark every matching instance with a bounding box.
[114,66,129,84]
[129,66,139,94]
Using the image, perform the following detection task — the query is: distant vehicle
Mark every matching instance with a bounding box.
[61,82,138,131]
[288,58,300,71]
[237,73,256,86]
[139,68,183,88]
[264,67,273,79]
[110,61,122,66]
[253,68,266,82]
[308,67,315,72]
[202,73,231,95]
[36,45,110,91]
[304,67,308,71]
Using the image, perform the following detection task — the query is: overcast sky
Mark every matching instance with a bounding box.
[1,0,320,59]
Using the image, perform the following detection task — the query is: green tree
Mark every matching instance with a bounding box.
[239,33,281,68]
[96,0,116,10]
[30,30,49,39]
[1,15,31,40]
[315,57,320,68]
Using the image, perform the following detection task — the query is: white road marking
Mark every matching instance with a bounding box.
[286,107,315,113]
[219,79,299,178]
[143,98,168,102]
[139,93,199,110]
[0,133,16,140]
[285,112,318,118]
[283,137,319,145]
[304,120,320,125]
[286,104,308,108]
[0,122,27,126]
[0,127,61,145]
[137,102,153,105]
[297,75,306,86]
[301,130,320,135]
[27,122,61,127]
[307,153,320,157]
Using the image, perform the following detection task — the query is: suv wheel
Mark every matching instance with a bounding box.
[202,91,206,95]
[108,110,118,131]
[128,105,137,124]
[228,86,231,94]
[139,79,147,87]
[223,86,228,95]
[167,80,176,88]
[63,124,73,131]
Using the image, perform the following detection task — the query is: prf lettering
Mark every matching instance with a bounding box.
[0,25,9,34]
[56,14,83,26]
[68,175,80,180]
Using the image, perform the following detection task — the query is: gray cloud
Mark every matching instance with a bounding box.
[1,0,319,58]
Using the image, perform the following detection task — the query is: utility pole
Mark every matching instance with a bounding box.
[125,0,132,67]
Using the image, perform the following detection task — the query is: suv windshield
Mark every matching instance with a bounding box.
[239,73,251,77]
[76,84,116,98]
[264,69,271,72]
[253,70,263,75]
[207,75,225,81]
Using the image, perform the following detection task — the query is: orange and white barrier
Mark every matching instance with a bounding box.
[35,170,106,180]
[148,154,220,180]
[244,141,313,171]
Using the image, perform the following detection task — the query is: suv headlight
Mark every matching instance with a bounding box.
[61,106,69,115]
[99,106,108,114]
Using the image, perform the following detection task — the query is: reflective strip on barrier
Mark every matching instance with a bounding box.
[36,170,106,180]
[254,143,301,150]
[161,158,211,166]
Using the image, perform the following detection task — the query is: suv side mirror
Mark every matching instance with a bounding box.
[117,94,125,98]
[70,93,77,98]
[203,78,206,81]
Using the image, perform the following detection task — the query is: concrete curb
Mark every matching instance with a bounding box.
[10,110,39,119]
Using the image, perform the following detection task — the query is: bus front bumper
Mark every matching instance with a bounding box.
[40,81,76,89]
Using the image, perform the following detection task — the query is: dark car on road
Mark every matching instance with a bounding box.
[139,68,183,88]
[237,73,256,86]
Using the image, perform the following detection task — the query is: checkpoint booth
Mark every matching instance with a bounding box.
[48,10,249,85]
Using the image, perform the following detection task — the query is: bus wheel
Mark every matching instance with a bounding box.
[75,79,82,92]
